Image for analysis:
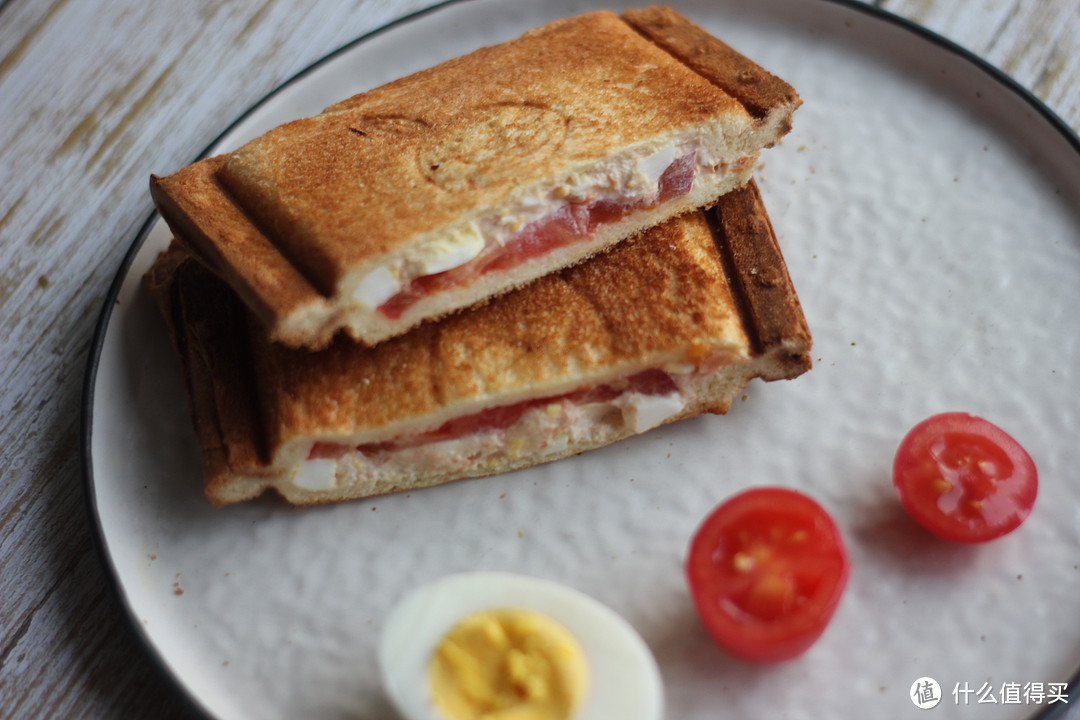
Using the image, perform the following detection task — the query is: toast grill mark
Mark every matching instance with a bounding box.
[347,115,431,138]
[420,103,570,192]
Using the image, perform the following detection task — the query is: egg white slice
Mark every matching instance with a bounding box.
[379,571,664,720]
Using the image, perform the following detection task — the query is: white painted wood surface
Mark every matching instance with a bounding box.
[0,0,1077,717]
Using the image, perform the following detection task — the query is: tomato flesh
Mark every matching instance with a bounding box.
[893,412,1037,543]
[685,487,850,663]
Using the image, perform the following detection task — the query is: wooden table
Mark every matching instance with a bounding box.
[2,0,1077,717]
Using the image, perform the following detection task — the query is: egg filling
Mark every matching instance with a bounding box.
[428,608,589,720]
[350,143,750,320]
[297,368,695,492]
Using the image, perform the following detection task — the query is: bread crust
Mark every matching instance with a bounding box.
[622,6,801,124]
[150,157,334,335]
[708,178,812,369]
[150,7,800,349]
[146,181,812,507]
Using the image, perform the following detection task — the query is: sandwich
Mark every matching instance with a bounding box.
[150,6,801,349]
[144,180,812,507]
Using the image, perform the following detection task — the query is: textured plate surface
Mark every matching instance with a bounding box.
[85,0,1080,718]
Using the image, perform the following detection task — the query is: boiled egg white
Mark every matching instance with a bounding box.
[352,264,401,308]
[379,572,663,720]
[418,222,487,275]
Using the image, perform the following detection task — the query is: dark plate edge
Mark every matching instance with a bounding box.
[78,1,1080,718]
[829,0,1080,156]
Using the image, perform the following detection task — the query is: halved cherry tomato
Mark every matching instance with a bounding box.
[685,487,850,663]
[893,412,1037,543]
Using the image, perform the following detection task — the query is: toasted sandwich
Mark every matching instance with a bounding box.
[145,180,811,507]
[150,6,801,349]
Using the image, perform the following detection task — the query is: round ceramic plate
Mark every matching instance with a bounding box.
[83,0,1080,718]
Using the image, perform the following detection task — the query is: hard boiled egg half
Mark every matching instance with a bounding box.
[379,572,663,720]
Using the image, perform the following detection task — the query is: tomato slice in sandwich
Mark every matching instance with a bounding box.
[893,412,1037,543]
[685,487,850,663]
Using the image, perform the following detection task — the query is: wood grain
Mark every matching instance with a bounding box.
[1,0,1076,717]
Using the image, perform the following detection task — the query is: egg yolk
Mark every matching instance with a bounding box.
[428,608,589,720]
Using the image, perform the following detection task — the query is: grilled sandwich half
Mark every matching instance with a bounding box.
[150,6,801,349]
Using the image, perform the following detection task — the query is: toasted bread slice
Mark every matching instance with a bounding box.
[150,7,800,349]
[145,180,811,507]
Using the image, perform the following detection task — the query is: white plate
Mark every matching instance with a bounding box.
[83,0,1080,718]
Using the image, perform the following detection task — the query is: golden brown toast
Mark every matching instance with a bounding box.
[145,180,811,507]
[150,7,800,349]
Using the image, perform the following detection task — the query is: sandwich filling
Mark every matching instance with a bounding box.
[350,144,752,319]
[293,366,710,492]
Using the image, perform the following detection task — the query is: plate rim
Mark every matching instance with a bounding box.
[79,1,1080,718]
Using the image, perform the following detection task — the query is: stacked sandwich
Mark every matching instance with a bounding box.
[146,6,813,507]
